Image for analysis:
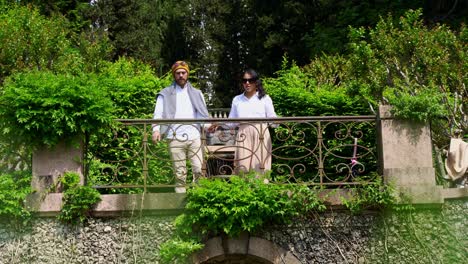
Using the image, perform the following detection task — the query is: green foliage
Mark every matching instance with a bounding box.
[99,57,172,119]
[383,88,446,122]
[159,238,203,264]
[0,3,115,81]
[0,143,31,173]
[0,71,115,147]
[19,0,93,32]
[0,170,31,221]
[303,9,467,148]
[264,58,370,117]
[90,0,181,72]
[58,172,101,224]
[0,4,71,80]
[160,174,326,262]
[303,53,349,87]
[391,191,416,212]
[345,9,467,143]
[59,171,80,191]
[85,58,174,192]
[0,4,114,173]
[262,59,376,182]
[182,175,325,236]
[341,177,396,214]
[72,30,114,74]
[86,130,174,194]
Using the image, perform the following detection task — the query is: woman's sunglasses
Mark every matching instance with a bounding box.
[242,78,257,84]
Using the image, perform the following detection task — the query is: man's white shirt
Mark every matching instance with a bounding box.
[153,85,206,140]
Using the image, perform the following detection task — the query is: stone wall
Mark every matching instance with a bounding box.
[0,216,176,264]
[260,199,467,263]
[1,200,466,264]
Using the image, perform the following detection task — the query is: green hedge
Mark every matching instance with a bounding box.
[0,71,115,147]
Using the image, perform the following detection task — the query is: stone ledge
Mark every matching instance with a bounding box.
[442,187,468,200]
[383,167,436,186]
[26,189,357,217]
[26,193,187,217]
[25,186,458,217]
[396,185,443,204]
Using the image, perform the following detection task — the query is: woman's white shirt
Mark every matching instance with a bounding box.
[228,93,277,118]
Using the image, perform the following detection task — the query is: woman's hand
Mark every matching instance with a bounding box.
[207,123,219,133]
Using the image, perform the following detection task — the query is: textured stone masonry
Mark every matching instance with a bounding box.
[1,200,466,264]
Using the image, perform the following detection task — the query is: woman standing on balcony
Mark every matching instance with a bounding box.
[228,69,277,174]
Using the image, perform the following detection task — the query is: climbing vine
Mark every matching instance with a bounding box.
[57,172,101,224]
[340,176,396,214]
[159,172,327,263]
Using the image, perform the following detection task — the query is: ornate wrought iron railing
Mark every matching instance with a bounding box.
[86,116,378,192]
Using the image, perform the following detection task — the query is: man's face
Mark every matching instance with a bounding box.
[174,69,188,87]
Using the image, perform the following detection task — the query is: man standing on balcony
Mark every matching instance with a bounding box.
[152,61,209,193]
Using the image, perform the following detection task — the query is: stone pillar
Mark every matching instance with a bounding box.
[31,139,84,193]
[378,105,442,203]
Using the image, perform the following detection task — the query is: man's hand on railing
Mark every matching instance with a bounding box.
[152,131,161,143]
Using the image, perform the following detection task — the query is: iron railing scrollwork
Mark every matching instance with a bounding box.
[86,115,379,192]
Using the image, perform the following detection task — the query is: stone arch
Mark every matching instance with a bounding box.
[192,233,301,264]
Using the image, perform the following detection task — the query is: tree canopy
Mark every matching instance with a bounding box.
[5,0,463,106]
[0,1,466,148]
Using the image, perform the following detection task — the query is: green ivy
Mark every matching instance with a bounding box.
[59,171,81,190]
[341,177,396,214]
[86,58,174,193]
[57,172,101,224]
[159,173,326,262]
[0,71,115,148]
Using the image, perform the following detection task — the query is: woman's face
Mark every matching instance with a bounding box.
[242,73,257,94]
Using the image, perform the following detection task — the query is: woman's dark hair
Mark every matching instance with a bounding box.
[243,68,266,99]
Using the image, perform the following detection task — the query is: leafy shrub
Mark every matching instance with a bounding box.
[59,171,81,191]
[0,170,31,221]
[0,4,71,80]
[0,71,115,147]
[99,57,172,119]
[383,88,446,122]
[57,172,101,224]
[262,60,376,182]
[181,175,325,237]
[0,4,114,80]
[86,58,174,192]
[301,9,467,150]
[160,173,326,262]
[264,58,371,117]
[345,9,467,145]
